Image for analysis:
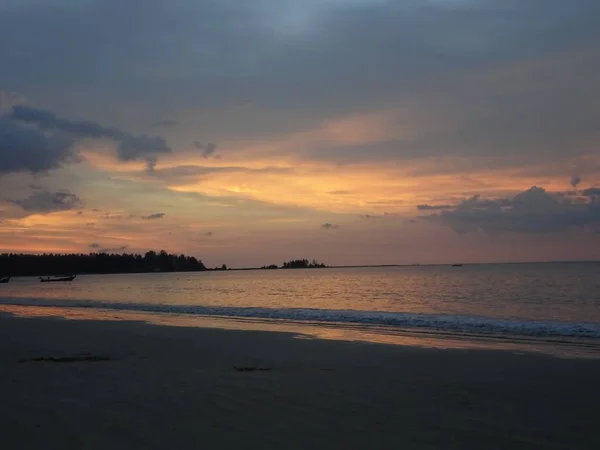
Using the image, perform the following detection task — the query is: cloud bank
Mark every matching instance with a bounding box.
[425,187,600,234]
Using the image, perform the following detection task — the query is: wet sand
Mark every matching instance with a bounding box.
[1,314,599,449]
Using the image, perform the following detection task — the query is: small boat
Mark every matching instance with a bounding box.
[0,276,10,284]
[452,264,463,267]
[40,275,77,283]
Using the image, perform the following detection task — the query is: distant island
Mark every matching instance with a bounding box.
[0,251,207,277]
[260,259,327,270]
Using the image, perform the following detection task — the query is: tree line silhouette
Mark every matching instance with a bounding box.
[0,250,207,276]
[261,259,327,269]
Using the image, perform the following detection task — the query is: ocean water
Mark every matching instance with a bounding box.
[1,262,600,353]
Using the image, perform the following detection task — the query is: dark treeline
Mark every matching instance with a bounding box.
[261,259,327,269]
[0,250,207,276]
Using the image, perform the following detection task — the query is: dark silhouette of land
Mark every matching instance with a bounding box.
[0,252,332,277]
[261,259,327,269]
[0,250,206,277]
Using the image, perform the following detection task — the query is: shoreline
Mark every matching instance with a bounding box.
[1,312,600,449]
[1,303,600,359]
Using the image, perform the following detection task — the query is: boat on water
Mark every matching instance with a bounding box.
[0,276,10,283]
[40,275,77,283]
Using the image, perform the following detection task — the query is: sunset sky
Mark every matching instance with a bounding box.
[1,0,599,267]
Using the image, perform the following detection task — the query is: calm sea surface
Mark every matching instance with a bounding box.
[1,262,599,344]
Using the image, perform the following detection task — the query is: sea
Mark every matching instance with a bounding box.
[1,262,600,357]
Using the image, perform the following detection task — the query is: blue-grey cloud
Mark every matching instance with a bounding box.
[193,141,218,159]
[88,243,100,248]
[426,187,600,234]
[117,135,169,161]
[11,105,118,138]
[321,223,340,230]
[417,204,454,211]
[10,105,171,163]
[141,213,166,220]
[0,118,76,174]
[10,189,83,214]
[570,175,582,188]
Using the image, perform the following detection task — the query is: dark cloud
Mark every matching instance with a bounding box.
[10,189,83,214]
[583,188,600,197]
[141,213,166,220]
[416,204,454,211]
[553,191,578,198]
[151,120,178,128]
[0,118,76,174]
[570,175,582,188]
[202,231,213,237]
[9,105,171,165]
[11,105,118,138]
[193,141,218,158]
[426,187,600,234]
[321,223,340,230]
[117,135,170,161]
[88,243,100,248]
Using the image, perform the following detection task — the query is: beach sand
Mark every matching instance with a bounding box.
[1,314,599,449]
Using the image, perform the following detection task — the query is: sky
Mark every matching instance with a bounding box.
[1,0,600,267]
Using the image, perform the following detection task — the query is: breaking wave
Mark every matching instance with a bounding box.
[2,297,600,339]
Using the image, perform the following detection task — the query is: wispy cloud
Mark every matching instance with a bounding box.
[193,141,218,159]
[416,204,454,211]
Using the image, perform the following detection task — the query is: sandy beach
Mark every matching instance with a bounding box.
[1,314,600,449]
